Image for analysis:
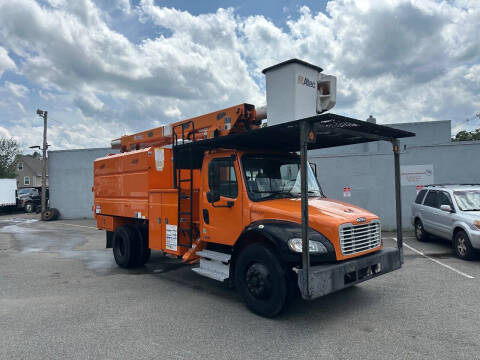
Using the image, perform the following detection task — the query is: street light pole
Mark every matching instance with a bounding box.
[36,109,48,219]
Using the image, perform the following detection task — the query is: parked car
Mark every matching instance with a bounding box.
[16,187,48,213]
[412,184,480,260]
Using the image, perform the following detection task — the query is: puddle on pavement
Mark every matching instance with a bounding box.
[0,217,191,276]
[0,217,118,274]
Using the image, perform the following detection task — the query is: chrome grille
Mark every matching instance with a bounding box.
[339,221,381,255]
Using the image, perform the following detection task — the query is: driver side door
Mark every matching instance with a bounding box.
[201,154,243,246]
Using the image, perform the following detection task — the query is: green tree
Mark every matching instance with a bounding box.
[452,129,480,142]
[0,137,20,178]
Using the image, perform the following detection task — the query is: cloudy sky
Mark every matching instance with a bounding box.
[0,0,479,151]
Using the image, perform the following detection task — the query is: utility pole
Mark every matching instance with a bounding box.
[36,109,48,219]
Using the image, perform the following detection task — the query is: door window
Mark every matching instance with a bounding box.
[437,192,453,208]
[208,158,238,198]
[423,191,438,208]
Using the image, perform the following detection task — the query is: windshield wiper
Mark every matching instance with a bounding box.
[291,190,321,197]
[260,191,299,200]
[463,209,480,211]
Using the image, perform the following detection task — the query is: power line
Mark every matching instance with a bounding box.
[452,112,480,132]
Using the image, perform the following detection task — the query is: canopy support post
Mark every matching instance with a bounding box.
[392,139,404,264]
[300,121,311,299]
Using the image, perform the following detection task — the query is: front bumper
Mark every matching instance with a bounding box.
[297,247,402,300]
[468,230,480,249]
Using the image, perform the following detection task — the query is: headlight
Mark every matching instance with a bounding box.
[288,238,328,254]
[471,220,480,230]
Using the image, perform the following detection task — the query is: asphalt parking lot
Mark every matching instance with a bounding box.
[1,213,479,359]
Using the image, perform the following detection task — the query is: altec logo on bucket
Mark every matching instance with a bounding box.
[297,75,316,88]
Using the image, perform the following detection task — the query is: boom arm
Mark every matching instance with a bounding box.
[112,103,260,152]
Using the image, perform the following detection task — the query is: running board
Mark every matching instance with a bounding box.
[191,250,231,282]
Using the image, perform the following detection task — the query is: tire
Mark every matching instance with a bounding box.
[454,230,475,260]
[25,202,34,213]
[42,208,59,221]
[132,225,151,266]
[234,243,288,318]
[415,219,429,242]
[113,225,141,268]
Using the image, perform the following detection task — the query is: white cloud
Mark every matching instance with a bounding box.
[0,46,16,77]
[5,81,29,97]
[0,0,479,150]
[17,102,26,113]
[114,0,131,14]
[0,125,13,138]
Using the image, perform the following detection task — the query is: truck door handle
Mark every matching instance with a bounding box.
[203,209,209,224]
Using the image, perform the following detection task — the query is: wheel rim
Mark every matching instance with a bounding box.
[457,235,467,256]
[416,223,423,238]
[245,263,272,300]
[26,204,32,212]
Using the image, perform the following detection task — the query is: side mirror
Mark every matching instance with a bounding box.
[207,191,220,204]
[440,204,452,212]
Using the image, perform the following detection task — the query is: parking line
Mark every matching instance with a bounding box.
[392,237,475,279]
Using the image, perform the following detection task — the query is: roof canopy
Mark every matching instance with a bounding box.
[173,113,415,168]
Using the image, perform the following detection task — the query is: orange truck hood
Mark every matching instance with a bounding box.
[250,197,380,260]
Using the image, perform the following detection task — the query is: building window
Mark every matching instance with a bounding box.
[24,176,30,185]
[18,162,23,171]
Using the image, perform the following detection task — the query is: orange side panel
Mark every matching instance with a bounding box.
[148,190,187,256]
[96,214,131,232]
[148,192,163,251]
[93,147,175,220]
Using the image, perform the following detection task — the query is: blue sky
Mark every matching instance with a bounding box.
[0,0,479,151]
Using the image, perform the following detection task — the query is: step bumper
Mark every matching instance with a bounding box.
[297,247,402,300]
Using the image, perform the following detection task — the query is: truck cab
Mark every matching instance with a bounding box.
[202,150,381,263]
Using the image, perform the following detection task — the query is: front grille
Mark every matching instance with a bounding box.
[339,221,381,255]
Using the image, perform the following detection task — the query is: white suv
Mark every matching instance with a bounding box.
[411,185,480,260]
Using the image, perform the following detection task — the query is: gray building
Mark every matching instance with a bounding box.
[48,148,117,219]
[311,120,480,230]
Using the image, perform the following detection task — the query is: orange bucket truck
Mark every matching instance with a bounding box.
[94,59,414,317]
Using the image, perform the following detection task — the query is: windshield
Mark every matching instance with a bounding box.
[454,190,480,211]
[242,154,323,201]
[17,188,33,195]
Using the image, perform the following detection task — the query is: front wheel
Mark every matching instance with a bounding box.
[234,244,288,318]
[454,230,475,260]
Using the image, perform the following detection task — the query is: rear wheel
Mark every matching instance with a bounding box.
[113,225,140,268]
[42,208,59,221]
[415,219,428,242]
[454,230,475,260]
[234,244,288,318]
